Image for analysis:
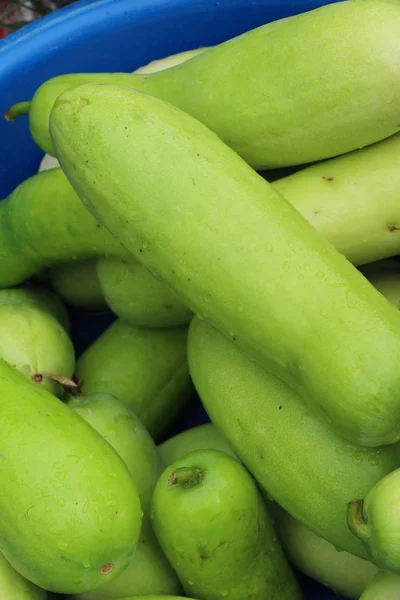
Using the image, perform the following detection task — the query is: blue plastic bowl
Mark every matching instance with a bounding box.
[0,1,347,599]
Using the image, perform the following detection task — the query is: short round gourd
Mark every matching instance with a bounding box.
[0,1,371,599]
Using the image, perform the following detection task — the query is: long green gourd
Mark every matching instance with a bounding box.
[186,316,400,558]
[0,168,129,287]
[273,133,400,267]
[75,319,192,440]
[158,424,380,599]
[9,0,400,167]
[50,260,107,311]
[3,128,400,290]
[0,361,142,594]
[51,81,400,447]
[97,258,192,327]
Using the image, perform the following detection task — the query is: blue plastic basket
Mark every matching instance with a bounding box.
[0,1,346,598]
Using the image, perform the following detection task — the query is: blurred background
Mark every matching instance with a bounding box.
[0,0,74,38]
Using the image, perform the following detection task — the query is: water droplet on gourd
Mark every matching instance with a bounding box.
[57,541,67,550]
[220,590,228,597]
[83,560,91,569]
[188,580,194,586]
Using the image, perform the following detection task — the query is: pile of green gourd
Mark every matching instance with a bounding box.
[4,1,400,599]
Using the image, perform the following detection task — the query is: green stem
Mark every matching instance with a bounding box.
[167,466,204,488]
[347,499,371,542]
[5,101,31,121]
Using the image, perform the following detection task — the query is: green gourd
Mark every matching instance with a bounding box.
[348,469,400,573]
[0,167,129,288]
[68,392,181,600]
[0,552,47,600]
[0,361,142,594]
[158,424,379,599]
[10,0,400,168]
[75,319,192,439]
[51,81,400,447]
[187,317,400,558]
[97,258,192,327]
[359,572,400,600]
[50,260,107,311]
[151,450,302,600]
[0,287,74,396]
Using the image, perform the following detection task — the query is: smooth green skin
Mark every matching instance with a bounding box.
[0,552,46,600]
[0,285,70,332]
[158,423,236,465]
[97,258,192,328]
[50,260,107,311]
[0,293,75,396]
[359,572,400,600]
[7,112,400,297]
[51,82,400,447]
[68,393,181,600]
[271,504,378,599]
[361,259,400,309]
[348,469,400,572]
[273,133,400,267]
[0,360,142,594]
[159,423,379,599]
[75,319,192,440]
[151,450,301,600]
[21,0,400,167]
[187,317,400,558]
[0,167,129,288]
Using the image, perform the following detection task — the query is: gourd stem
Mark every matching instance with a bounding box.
[347,499,371,541]
[167,467,204,488]
[5,101,31,121]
